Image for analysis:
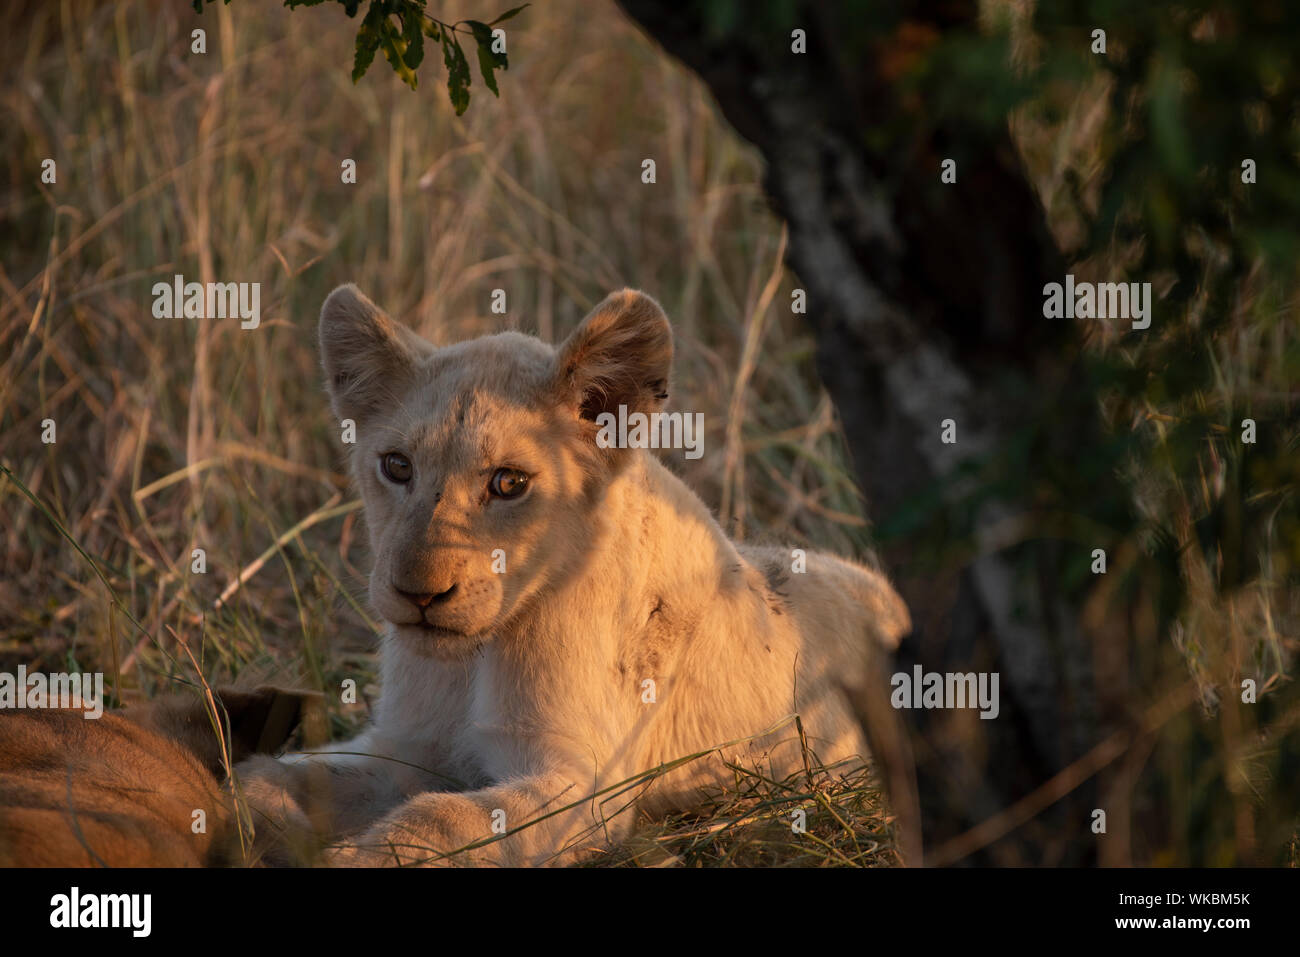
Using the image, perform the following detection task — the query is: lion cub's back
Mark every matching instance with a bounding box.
[737,543,910,672]
[699,543,909,787]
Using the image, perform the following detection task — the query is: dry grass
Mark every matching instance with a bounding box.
[586,759,900,868]
[0,0,889,864]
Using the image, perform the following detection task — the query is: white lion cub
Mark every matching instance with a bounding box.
[236,285,909,866]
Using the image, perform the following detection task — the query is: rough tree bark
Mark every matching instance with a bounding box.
[618,0,1130,864]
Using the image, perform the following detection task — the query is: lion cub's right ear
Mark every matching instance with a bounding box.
[319,284,429,423]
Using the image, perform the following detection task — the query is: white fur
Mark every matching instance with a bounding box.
[236,286,909,866]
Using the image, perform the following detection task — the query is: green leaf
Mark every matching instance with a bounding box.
[488,3,529,27]
[400,7,424,69]
[476,39,500,95]
[464,19,506,95]
[381,18,419,89]
[440,30,471,115]
[351,3,386,84]
[466,19,507,67]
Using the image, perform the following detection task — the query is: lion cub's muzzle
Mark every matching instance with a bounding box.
[393,580,465,633]
[383,573,501,640]
[395,582,459,611]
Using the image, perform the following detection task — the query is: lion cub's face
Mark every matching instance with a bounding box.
[319,285,672,659]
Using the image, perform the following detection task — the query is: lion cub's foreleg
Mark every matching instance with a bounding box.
[323,768,627,867]
[235,728,460,864]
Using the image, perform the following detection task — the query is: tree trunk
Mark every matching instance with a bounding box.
[618,0,1132,864]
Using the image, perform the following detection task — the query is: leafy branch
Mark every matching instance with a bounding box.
[193,0,528,113]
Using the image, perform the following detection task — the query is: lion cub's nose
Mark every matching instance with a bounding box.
[394,583,458,609]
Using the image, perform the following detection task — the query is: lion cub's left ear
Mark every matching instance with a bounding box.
[552,289,673,424]
[319,284,431,424]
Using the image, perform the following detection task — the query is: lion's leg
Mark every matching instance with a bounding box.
[325,769,633,867]
[233,728,467,864]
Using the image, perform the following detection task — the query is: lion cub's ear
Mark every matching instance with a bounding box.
[319,284,429,423]
[552,289,673,425]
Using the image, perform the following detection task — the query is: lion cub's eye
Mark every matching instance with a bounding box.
[381,452,413,484]
[489,467,530,499]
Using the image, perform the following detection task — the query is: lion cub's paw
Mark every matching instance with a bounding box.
[233,754,326,866]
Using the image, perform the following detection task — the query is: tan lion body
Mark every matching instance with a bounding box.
[0,686,314,867]
[238,286,908,866]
